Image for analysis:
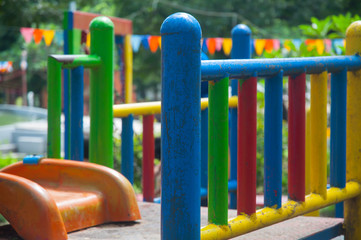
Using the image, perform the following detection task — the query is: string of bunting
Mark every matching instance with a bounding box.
[0,61,13,73]
[18,27,346,55]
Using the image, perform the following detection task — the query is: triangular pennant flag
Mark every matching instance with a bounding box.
[292,39,302,49]
[324,39,332,53]
[7,61,13,72]
[222,38,232,56]
[131,35,142,52]
[43,30,55,46]
[149,36,159,53]
[207,38,216,55]
[283,39,292,51]
[273,39,280,51]
[255,39,266,55]
[158,36,162,49]
[332,39,344,55]
[264,39,274,53]
[33,29,44,44]
[141,35,150,50]
[86,33,91,48]
[54,31,63,45]
[315,39,325,55]
[215,38,223,52]
[20,28,34,43]
[305,39,317,51]
[202,38,208,53]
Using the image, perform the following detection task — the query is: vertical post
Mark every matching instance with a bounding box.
[201,74,209,205]
[208,76,229,225]
[89,17,114,168]
[345,21,361,239]
[231,24,256,215]
[310,71,328,199]
[330,69,347,218]
[121,115,134,184]
[47,57,62,158]
[70,66,84,161]
[161,13,201,240]
[124,34,133,104]
[143,114,155,202]
[264,71,283,208]
[288,73,306,202]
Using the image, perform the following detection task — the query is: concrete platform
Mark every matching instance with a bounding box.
[0,202,344,239]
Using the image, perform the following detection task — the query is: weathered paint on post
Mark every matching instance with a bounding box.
[47,57,62,158]
[330,69,347,218]
[345,20,361,240]
[264,71,283,208]
[142,115,155,202]
[121,115,134,184]
[231,24,253,211]
[310,71,328,199]
[89,17,114,168]
[70,66,84,161]
[208,76,229,225]
[288,73,305,202]
[161,13,201,240]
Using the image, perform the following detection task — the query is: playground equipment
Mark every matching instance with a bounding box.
[0,17,140,240]
[160,13,361,239]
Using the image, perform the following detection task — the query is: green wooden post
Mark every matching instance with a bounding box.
[208,76,229,225]
[89,17,114,167]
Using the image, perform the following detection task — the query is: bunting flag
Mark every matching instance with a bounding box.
[141,35,150,50]
[86,33,91,48]
[149,36,160,53]
[33,29,44,44]
[333,39,344,55]
[264,39,274,53]
[131,35,142,52]
[305,39,317,51]
[324,39,332,53]
[255,39,266,55]
[54,31,63,45]
[43,30,55,46]
[315,39,325,54]
[158,36,162,49]
[20,28,34,43]
[273,39,280,51]
[0,61,13,73]
[207,38,216,55]
[292,39,302,49]
[222,38,232,56]
[215,38,223,52]
[284,39,292,51]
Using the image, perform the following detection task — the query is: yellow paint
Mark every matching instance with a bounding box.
[201,181,361,240]
[345,20,361,240]
[310,71,328,199]
[113,96,238,118]
[124,35,133,103]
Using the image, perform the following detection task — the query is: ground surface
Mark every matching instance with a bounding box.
[0,201,344,239]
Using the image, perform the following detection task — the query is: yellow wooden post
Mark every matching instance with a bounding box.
[310,71,328,200]
[124,34,133,103]
[345,20,361,240]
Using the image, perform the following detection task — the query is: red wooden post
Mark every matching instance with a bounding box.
[288,73,306,201]
[142,114,155,202]
[237,76,257,215]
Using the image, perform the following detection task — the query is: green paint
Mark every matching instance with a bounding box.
[89,17,114,168]
[62,55,101,69]
[238,79,246,91]
[47,57,62,158]
[208,77,229,225]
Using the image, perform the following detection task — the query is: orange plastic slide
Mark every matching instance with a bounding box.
[0,158,141,240]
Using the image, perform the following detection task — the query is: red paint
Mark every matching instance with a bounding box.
[142,115,155,202]
[237,77,257,215]
[288,73,306,202]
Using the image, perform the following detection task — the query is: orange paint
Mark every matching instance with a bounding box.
[0,159,141,240]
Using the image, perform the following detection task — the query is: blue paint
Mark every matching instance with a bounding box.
[201,55,361,80]
[201,180,237,198]
[23,155,43,165]
[229,24,252,209]
[121,115,134,184]
[330,69,347,218]
[264,71,283,208]
[70,66,84,161]
[161,13,201,240]
[300,223,343,240]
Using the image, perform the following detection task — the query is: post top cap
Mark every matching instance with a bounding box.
[90,16,114,30]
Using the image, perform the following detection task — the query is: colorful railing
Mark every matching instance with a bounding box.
[160,12,361,239]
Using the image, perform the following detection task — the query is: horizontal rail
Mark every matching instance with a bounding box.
[201,181,361,239]
[201,55,361,80]
[49,54,102,69]
[113,96,238,118]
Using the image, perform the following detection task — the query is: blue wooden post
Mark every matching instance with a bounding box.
[121,115,134,184]
[161,13,201,240]
[330,69,347,218]
[230,24,252,209]
[264,71,283,208]
[70,66,84,161]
